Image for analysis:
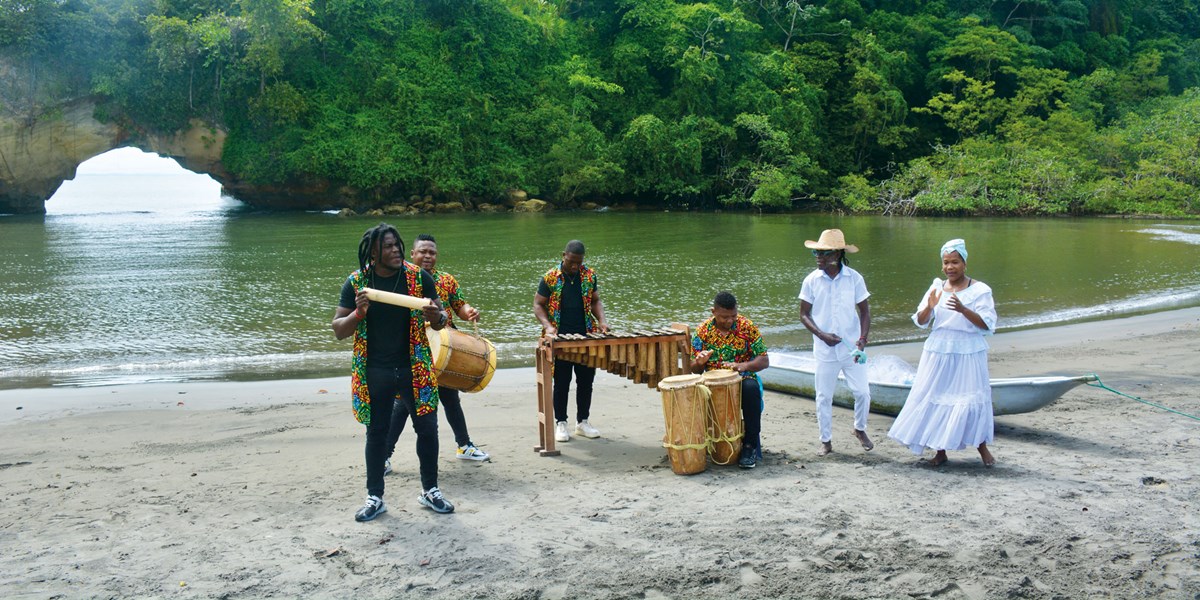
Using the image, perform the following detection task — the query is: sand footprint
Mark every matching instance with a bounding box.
[739,564,764,585]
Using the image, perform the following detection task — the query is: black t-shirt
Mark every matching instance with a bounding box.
[340,268,439,368]
[537,271,593,335]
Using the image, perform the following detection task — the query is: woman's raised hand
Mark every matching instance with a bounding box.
[927,287,942,309]
[946,293,964,313]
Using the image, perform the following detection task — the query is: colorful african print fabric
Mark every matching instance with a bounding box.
[429,268,466,327]
[541,265,598,333]
[348,261,440,425]
[692,314,768,382]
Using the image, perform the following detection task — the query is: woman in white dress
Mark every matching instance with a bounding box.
[887,239,998,467]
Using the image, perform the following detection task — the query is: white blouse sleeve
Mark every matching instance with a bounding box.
[911,278,941,329]
[971,284,998,336]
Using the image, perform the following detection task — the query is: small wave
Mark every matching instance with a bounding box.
[51,210,157,218]
[1140,227,1200,245]
[492,340,539,367]
[1003,286,1200,330]
[0,351,348,387]
[56,374,193,387]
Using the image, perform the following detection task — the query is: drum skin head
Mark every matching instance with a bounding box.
[470,343,498,393]
[701,369,740,384]
[429,326,451,367]
[657,373,702,390]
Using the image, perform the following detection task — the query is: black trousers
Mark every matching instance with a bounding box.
[741,377,763,449]
[552,359,595,423]
[386,386,472,455]
[365,367,438,496]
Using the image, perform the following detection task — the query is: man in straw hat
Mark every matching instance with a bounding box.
[798,229,874,456]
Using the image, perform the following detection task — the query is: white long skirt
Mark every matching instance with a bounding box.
[887,348,994,454]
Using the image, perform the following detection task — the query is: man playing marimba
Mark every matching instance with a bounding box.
[534,240,610,442]
[690,291,769,468]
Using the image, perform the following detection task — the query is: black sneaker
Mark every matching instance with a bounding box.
[738,445,758,469]
[354,495,387,522]
[417,487,455,514]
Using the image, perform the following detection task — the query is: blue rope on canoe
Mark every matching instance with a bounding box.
[1086,374,1200,422]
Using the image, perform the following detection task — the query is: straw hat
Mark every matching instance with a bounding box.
[804,229,859,253]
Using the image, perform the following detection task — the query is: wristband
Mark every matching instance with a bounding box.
[355,307,366,320]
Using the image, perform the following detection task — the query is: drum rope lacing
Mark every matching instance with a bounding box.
[662,375,748,466]
[704,382,744,466]
[435,321,497,393]
[662,386,710,452]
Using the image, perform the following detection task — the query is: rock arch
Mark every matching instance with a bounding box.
[0,98,228,214]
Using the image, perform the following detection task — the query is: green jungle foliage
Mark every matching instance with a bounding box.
[3,0,1199,215]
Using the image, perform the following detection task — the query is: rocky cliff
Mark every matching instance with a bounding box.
[0,97,233,215]
[0,97,463,214]
[1,99,118,214]
[0,95,554,215]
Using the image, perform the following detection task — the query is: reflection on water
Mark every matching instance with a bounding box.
[2,172,1200,388]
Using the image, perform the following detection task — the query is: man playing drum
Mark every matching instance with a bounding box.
[534,240,610,443]
[384,233,490,466]
[689,291,769,469]
[332,223,455,522]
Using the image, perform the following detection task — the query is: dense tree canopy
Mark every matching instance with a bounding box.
[3,0,1198,215]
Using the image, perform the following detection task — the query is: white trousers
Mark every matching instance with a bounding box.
[814,356,871,443]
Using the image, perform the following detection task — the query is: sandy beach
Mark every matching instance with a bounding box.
[1,309,1198,599]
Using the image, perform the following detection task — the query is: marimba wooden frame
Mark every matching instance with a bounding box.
[534,327,690,456]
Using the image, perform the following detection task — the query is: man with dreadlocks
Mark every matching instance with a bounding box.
[534,239,610,443]
[332,223,454,522]
[799,229,874,458]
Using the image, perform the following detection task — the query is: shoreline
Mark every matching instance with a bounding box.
[1,307,1197,598]
[4,306,1197,426]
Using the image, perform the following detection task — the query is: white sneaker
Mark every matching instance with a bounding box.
[456,443,490,461]
[555,421,570,442]
[575,419,601,438]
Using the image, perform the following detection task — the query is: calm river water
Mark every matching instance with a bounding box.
[2,171,1199,389]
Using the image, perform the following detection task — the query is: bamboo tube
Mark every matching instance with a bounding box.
[363,288,433,310]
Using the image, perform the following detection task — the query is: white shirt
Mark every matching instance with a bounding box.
[799,265,870,362]
[912,278,997,354]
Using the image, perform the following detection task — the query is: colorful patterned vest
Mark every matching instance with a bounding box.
[348,261,440,425]
[541,264,598,333]
[429,269,466,327]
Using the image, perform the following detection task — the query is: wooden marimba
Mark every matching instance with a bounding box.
[534,325,691,456]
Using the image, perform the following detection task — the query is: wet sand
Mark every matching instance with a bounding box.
[1,308,1198,599]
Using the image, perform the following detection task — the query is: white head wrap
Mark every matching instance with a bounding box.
[941,239,968,262]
